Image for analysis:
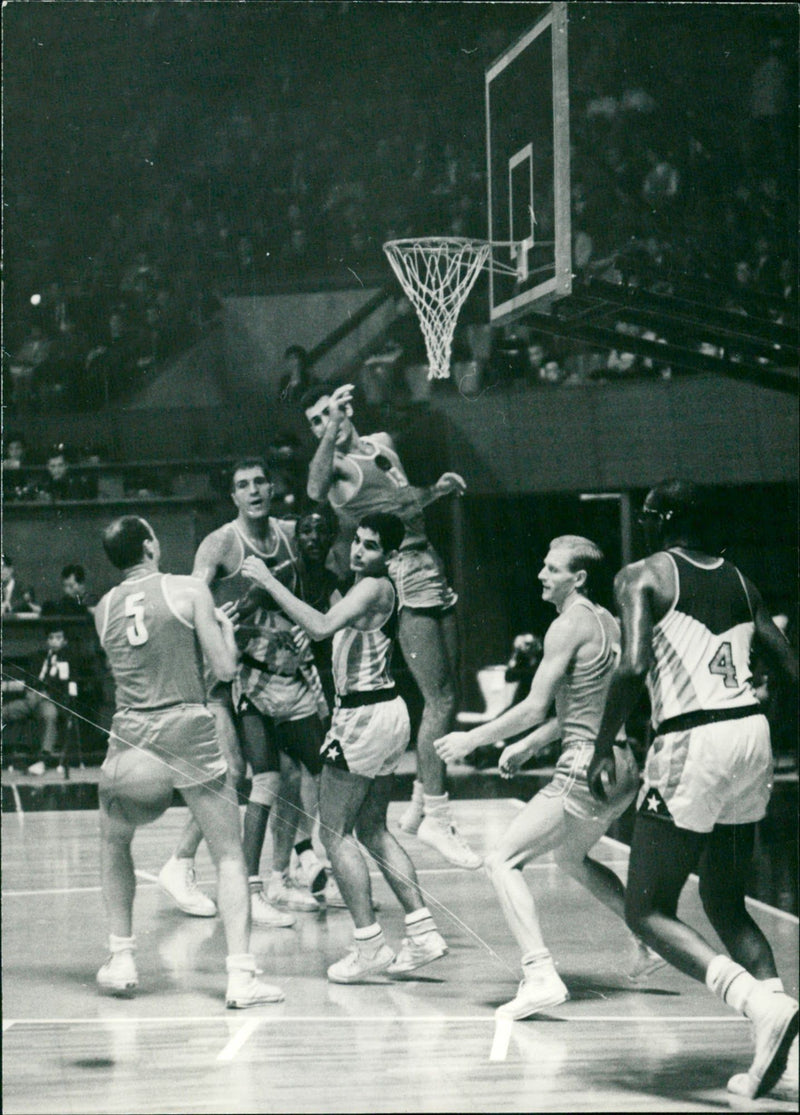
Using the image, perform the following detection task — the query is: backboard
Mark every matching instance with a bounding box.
[486,2,571,323]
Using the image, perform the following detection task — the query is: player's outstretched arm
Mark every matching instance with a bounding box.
[417,472,467,507]
[306,383,354,502]
[498,717,560,778]
[242,555,385,641]
[436,618,577,763]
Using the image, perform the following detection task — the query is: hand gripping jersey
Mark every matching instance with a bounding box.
[215,520,327,722]
[331,581,398,697]
[554,597,623,746]
[330,437,428,548]
[98,572,205,710]
[647,550,758,730]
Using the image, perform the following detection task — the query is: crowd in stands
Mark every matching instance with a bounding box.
[3,6,795,411]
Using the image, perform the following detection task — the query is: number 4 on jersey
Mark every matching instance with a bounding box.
[708,640,738,688]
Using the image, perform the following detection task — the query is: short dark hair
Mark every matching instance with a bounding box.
[300,382,339,412]
[358,512,405,555]
[549,535,604,598]
[230,457,270,491]
[102,516,154,570]
[646,479,705,530]
[61,563,86,582]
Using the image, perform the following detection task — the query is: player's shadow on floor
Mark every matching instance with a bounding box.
[564,974,680,1001]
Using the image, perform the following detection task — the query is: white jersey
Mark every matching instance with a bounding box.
[647,550,758,729]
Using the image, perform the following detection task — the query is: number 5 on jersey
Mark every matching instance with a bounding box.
[125,592,149,646]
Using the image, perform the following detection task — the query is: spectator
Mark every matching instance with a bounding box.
[41,445,96,502]
[2,435,28,472]
[278,344,311,404]
[1,623,79,774]
[1,554,41,616]
[42,563,99,616]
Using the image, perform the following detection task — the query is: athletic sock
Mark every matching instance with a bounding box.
[405,907,436,936]
[521,948,553,975]
[423,792,450,818]
[248,876,263,894]
[706,955,760,1014]
[354,923,385,956]
[109,933,136,953]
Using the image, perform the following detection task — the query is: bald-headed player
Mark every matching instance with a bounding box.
[95,515,283,1008]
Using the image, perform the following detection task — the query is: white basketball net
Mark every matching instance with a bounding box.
[383,237,492,379]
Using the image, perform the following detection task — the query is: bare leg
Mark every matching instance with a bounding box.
[173,701,244,860]
[99,800,139,937]
[319,765,373,927]
[484,790,570,957]
[270,753,304,874]
[553,820,627,921]
[181,778,250,956]
[397,609,457,795]
[355,775,425,914]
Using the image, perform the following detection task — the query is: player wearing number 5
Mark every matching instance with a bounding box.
[94,516,284,1009]
[587,480,799,1103]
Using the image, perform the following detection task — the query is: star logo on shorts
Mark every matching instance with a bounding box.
[323,739,349,771]
[638,786,673,822]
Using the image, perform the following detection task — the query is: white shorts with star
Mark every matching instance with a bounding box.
[639,712,772,832]
[321,695,410,779]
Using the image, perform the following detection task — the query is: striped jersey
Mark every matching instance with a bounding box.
[647,550,757,728]
[98,572,205,710]
[331,580,397,696]
[554,597,622,745]
[330,437,427,548]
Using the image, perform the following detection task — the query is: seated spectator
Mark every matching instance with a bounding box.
[2,435,37,502]
[2,434,28,472]
[40,445,97,502]
[1,554,41,616]
[1,623,79,774]
[538,358,565,386]
[278,344,311,403]
[41,563,99,616]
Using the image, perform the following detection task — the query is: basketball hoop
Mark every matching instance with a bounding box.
[383,237,492,379]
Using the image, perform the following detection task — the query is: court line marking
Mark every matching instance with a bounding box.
[2,1014,753,1028]
[489,1014,513,1061]
[217,1018,262,1061]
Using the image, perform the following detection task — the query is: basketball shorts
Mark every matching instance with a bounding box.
[321,695,410,779]
[388,545,457,612]
[539,739,639,825]
[104,704,226,789]
[638,713,772,833]
[238,705,326,777]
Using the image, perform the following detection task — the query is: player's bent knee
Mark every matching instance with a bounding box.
[249,771,279,809]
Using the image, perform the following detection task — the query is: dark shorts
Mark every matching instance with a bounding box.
[238,704,326,778]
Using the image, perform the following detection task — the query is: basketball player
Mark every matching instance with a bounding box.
[158,459,326,927]
[94,515,283,1008]
[587,480,798,1102]
[242,512,448,983]
[302,381,481,870]
[436,535,659,1018]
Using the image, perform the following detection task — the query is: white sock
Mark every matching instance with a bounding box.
[423,792,450,819]
[249,876,263,893]
[226,952,255,973]
[406,907,436,936]
[521,948,553,974]
[410,780,424,802]
[354,923,385,955]
[706,955,759,1014]
[109,934,135,953]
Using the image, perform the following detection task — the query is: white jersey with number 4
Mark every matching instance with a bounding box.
[647,550,758,728]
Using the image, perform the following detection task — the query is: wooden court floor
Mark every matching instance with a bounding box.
[2,799,798,1114]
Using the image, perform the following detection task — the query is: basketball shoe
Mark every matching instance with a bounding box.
[730,989,799,1099]
[158,855,217,917]
[267,871,321,912]
[328,941,395,984]
[496,961,569,1020]
[728,1033,798,1103]
[250,879,295,928]
[225,954,285,1009]
[417,814,482,869]
[627,936,668,983]
[387,930,448,976]
[97,935,138,997]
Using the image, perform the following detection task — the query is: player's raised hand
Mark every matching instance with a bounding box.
[215,602,238,634]
[434,472,467,498]
[434,730,475,763]
[329,382,355,423]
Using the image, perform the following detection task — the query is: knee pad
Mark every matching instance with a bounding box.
[249,770,279,808]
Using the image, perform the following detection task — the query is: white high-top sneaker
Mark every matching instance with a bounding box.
[225,954,285,1009]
